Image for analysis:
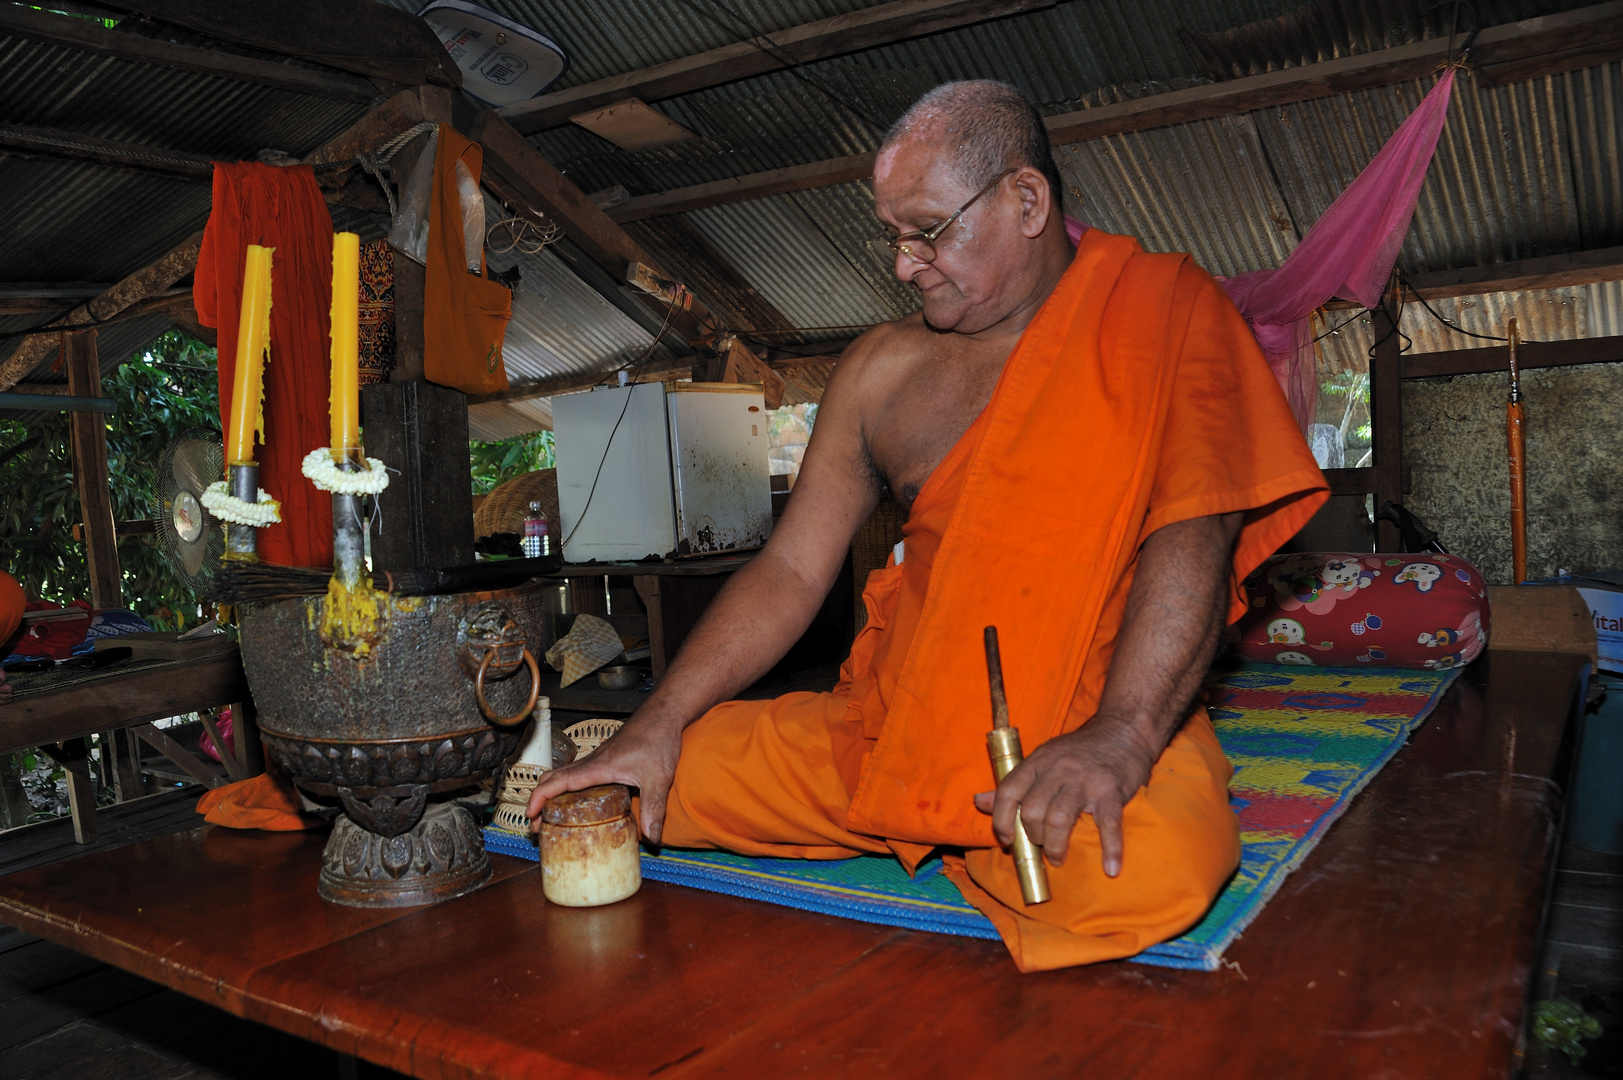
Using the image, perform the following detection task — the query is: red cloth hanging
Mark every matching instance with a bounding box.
[194,162,335,569]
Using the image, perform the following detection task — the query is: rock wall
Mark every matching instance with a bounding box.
[1404,361,1623,584]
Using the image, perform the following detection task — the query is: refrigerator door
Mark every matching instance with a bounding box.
[665,384,773,555]
[552,383,677,562]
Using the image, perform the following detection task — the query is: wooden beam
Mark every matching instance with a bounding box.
[469,110,717,342]
[64,332,122,609]
[0,4,378,101]
[1401,333,1623,380]
[0,123,214,181]
[131,723,224,789]
[113,0,460,89]
[720,336,786,410]
[469,357,696,407]
[499,0,1056,133]
[1405,245,1623,300]
[608,2,1623,222]
[304,86,451,169]
[0,231,203,391]
[612,152,877,223]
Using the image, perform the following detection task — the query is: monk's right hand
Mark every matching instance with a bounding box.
[526,709,685,844]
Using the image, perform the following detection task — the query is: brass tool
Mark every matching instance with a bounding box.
[983,625,1051,905]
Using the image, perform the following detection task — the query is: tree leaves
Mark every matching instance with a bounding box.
[470,430,554,495]
[0,330,220,628]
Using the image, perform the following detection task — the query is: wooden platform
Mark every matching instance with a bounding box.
[0,649,1590,1078]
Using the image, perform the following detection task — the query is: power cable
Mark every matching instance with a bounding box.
[679,0,894,132]
[557,302,681,553]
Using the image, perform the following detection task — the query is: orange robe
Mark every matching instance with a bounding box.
[661,230,1328,972]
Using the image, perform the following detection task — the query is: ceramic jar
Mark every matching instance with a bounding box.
[539,783,641,906]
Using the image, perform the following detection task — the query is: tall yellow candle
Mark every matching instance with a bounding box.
[329,232,361,454]
[226,244,274,466]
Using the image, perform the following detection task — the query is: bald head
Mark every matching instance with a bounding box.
[881,81,1064,211]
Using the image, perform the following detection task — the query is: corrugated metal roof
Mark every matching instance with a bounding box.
[0,21,372,387]
[1316,282,1611,380]
[1057,113,1299,277]
[684,193,899,336]
[365,0,1622,352]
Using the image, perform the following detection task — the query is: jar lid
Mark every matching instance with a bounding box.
[540,783,631,826]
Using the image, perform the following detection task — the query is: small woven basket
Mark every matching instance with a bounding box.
[563,719,624,759]
[489,723,625,832]
[475,468,560,540]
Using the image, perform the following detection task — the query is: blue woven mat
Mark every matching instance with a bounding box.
[486,662,1461,970]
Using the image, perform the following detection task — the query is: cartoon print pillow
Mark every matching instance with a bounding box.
[1228,552,1490,670]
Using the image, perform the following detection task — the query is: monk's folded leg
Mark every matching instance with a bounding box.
[660,691,891,860]
[947,711,1239,972]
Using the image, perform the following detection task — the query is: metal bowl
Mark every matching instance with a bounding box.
[597,665,641,691]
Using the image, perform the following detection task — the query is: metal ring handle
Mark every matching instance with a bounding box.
[475,646,541,726]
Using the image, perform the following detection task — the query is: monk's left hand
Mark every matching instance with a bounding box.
[972,713,1156,878]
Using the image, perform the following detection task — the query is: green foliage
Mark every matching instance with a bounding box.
[0,331,220,629]
[1532,998,1603,1064]
[470,430,554,495]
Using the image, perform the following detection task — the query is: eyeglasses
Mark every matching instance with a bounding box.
[869,168,1017,265]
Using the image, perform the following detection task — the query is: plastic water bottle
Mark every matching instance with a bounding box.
[523,501,549,558]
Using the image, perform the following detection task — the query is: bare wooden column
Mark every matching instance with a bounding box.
[61,329,122,841]
[1370,283,1405,552]
[63,330,120,608]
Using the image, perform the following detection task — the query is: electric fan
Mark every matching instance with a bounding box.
[153,428,226,595]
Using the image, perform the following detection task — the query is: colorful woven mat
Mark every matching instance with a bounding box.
[485,662,1461,970]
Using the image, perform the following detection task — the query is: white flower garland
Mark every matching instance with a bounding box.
[302,448,390,496]
[201,482,282,527]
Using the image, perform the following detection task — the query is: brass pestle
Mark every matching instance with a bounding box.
[983,625,1051,905]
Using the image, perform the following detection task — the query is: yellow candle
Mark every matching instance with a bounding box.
[226,244,274,466]
[328,232,361,454]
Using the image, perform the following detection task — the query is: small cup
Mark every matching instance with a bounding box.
[539,783,641,907]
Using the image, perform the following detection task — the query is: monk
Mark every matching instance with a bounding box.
[531,81,1327,971]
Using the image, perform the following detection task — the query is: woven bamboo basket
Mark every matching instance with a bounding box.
[475,469,560,541]
[492,761,547,833]
[562,718,624,759]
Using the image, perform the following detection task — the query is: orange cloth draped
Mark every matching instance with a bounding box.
[196,772,322,832]
[423,124,511,396]
[194,161,335,569]
[660,230,1329,971]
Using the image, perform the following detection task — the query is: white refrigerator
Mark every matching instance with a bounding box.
[552,382,774,562]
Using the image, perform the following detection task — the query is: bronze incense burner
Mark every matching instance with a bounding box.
[239,581,554,907]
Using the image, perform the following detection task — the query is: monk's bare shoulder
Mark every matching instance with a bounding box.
[820,314,939,410]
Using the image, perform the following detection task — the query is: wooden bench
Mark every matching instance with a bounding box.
[0,648,259,843]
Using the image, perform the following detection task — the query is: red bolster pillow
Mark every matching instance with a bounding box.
[1229,552,1490,670]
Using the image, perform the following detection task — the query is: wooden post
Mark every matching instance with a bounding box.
[64,331,121,608]
[43,739,99,844]
[361,381,475,571]
[1371,284,1405,553]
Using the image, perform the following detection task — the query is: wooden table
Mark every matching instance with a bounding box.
[0,649,257,842]
[0,649,1585,1078]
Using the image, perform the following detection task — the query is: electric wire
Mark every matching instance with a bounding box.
[680,0,894,133]
[556,302,681,553]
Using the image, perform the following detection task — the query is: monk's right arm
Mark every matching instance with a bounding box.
[528,340,886,840]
